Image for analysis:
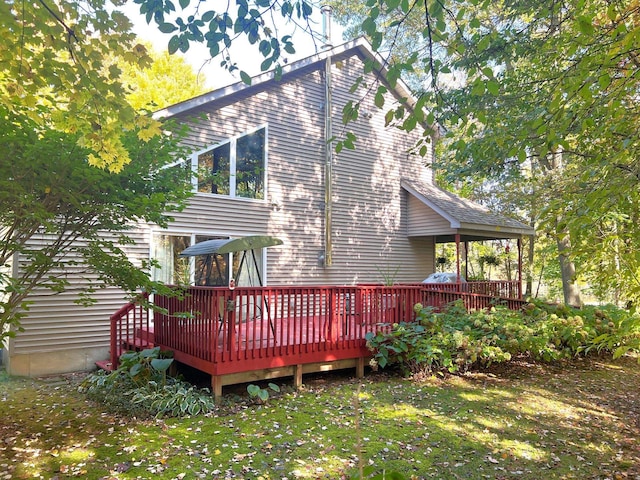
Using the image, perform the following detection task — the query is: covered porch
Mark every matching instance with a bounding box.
[402,179,535,290]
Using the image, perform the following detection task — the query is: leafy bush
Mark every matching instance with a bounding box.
[247,382,281,403]
[366,300,640,377]
[80,347,216,418]
[131,382,215,417]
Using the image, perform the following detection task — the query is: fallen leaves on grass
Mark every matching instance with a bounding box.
[1,357,640,479]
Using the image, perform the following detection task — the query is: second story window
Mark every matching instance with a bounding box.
[195,126,266,199]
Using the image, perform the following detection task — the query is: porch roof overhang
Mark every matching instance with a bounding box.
[401,179,535,243]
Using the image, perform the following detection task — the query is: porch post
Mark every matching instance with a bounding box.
[517,237,523,298]
[455,233,461,282]
[464,241,469,280]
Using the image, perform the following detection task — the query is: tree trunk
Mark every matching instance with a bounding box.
[556,229,582,307]
[549,147,581,307]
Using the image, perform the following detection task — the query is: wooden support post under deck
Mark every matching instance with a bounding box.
[356,357,365,379]
[212,376,223,401]
[294,364,303,389]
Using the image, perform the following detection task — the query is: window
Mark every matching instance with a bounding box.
[151,233,267,287]
[151,234,191,285]
[195,127,266,199]
[193,235,229,287]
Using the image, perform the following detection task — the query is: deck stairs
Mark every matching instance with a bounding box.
[96,327,155,372]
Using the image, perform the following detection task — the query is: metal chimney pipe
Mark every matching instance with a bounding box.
[321,5,333,50]
[321,4,333,267]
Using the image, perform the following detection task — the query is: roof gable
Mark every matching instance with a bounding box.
[402,179,535,239]
[154,37,418,121]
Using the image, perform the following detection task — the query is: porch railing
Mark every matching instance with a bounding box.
[150,285,424,376]
[421,280,521,299]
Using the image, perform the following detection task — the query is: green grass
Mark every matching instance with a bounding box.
[1,356,639,479]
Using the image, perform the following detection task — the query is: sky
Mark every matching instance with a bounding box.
[119,2,346,90]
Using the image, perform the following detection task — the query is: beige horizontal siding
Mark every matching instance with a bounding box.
[406,194,456,237]
[170,51,437,286]
[9,227,150,355]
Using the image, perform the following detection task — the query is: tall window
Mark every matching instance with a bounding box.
[196,127,266,199]
[151,234,191,285]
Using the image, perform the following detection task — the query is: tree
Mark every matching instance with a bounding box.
[119,44,208,111]
[321,0,640,305]
[0,107,193,344]
[0,0,168,172]
[130,0,320,83]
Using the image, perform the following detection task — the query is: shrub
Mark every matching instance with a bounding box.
[247,382,281,403]
[80,347,216,418]
[131,382,215,417]
[366,300,640,377]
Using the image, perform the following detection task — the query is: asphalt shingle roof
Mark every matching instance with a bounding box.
[401,179,534,235]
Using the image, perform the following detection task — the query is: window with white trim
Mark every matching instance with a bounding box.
[151,234,191,285]
[151,233,266,287]
[195,126,266,199]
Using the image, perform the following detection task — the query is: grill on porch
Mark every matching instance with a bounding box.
[107,282,525,397]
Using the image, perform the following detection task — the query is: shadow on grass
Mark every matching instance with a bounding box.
[1,357,639,479]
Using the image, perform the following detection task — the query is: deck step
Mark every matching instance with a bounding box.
[137,327,155,344]
[122,337,155,351]
[95,360,115,372]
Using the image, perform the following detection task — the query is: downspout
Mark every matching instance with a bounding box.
[322,5,333,267]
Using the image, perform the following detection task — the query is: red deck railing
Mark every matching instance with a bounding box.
[107,284,526,375]
[421,280,521,299]
[150,285,424,377]
[107,292,150,370]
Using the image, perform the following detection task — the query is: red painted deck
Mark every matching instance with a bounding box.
[108,283,525,395]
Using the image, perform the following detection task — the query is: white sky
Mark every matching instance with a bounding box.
[120,2,345,90]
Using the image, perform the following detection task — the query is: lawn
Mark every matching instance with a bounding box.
[1,356,639,479]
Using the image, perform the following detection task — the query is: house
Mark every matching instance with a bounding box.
[2,38,534,378]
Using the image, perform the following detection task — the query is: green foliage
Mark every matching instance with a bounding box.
[133,0,315,79]
[1,0,162,171]
[366,300,640,377]
[131,381,216,417]
[0,107,193,344]
[375,264,401,286]
[80,347,216,418]
[247,382,281,403]
[117,347,175,386]
[326,0,640,305]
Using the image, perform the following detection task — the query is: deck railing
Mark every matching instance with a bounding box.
[108,292,150,369]
[150,285,424,376]
[108,284,526,372]
[421,280,521,299]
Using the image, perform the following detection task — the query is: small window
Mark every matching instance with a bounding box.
[196,127,266,199]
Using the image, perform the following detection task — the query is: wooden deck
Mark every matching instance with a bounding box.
[108,282,525,397]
